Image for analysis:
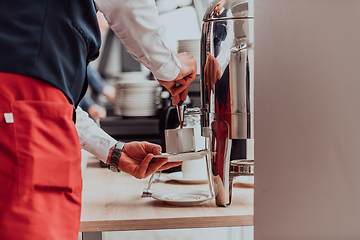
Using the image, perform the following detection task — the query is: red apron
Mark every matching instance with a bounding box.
[0,72,82,240]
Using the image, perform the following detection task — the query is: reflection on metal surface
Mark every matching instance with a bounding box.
[200,0,254,206]
[165,128,196,154]
[210,120,232,206]
[231,159,254,176]
[203,0,254,21]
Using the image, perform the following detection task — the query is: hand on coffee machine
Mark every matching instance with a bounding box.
[158,52,197,106]
[108,141,182,179]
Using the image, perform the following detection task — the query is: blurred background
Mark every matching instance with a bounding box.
[81,1,254,239]
[86,0,211,149]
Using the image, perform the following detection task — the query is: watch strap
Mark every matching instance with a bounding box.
[109,141,125,172]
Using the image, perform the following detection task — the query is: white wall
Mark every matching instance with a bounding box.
[254,1,360,239]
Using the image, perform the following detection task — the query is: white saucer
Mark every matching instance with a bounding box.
[167,172,208,184]
[153,149,209,162]
[233,176,254,188]
[152,190,212,206]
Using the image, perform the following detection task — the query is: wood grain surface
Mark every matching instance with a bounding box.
[80,157,253,232]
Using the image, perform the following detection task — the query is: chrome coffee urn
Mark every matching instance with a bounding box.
[200,0,254,206]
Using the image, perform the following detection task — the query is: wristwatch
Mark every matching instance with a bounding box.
[109,141,125,172]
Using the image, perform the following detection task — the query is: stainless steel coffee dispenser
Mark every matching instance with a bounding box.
[200,0,254,206]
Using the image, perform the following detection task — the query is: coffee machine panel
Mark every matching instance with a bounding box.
[200,0,254,206]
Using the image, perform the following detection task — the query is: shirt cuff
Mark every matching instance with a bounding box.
[152,53,181,81]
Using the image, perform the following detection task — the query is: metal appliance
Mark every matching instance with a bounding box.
[200,0,254,206]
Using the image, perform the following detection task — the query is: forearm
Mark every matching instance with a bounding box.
[94,0,181,81]
[75,107,117,162]
[79,96,95,112]
[87,66,105,93]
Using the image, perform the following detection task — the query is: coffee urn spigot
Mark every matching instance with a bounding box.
[200,0,254,206]
[176,100,185,129]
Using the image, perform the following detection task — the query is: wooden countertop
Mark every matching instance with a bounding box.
[80,157,254,232]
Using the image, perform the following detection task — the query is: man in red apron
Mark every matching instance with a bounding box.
[0,72,183,239]
[0,73,83,239]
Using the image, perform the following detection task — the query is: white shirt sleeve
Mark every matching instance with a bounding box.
[75,107,117,163]
[93,0,181,81]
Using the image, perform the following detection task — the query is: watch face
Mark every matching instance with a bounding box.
[109,164,119,172]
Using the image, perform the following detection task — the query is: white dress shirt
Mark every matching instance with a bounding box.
[75,107,117,162]
[77,0,180,162]
[94,0,182,81]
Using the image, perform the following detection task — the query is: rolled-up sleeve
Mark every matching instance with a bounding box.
[94,0,181,81]
[75,107,117,162]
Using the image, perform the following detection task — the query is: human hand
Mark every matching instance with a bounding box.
[157,52,197,105]
[214,0,226,14]
[117,141,182,179]
[87,104,107,119]
[102,85,116,102]
[204,54,221,99]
